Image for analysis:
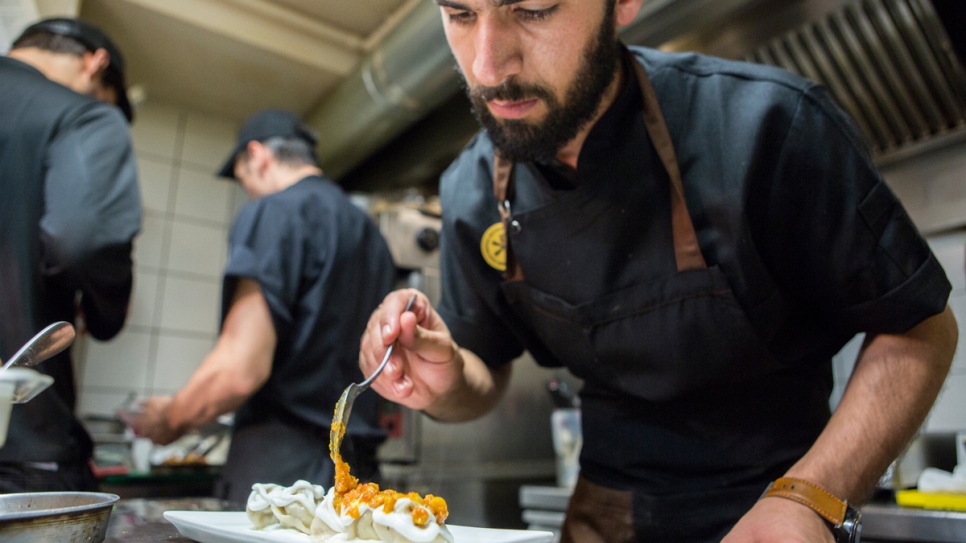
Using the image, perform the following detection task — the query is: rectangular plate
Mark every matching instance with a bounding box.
[164,511,554,543]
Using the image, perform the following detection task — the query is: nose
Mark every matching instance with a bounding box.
[472,16,522,88]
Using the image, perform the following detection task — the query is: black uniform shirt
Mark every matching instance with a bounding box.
[438,46,950,381]
[223,176,395,440]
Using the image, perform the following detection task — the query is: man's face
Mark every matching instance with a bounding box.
[440,0,620,162]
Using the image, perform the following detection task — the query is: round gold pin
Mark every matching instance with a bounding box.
[480,222,506,272]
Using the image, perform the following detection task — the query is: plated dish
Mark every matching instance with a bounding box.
[164,511,554,543]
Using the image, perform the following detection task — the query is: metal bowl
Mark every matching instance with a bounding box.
[0,492,119,543]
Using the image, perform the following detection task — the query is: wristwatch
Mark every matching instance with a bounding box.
[761,477,862,543]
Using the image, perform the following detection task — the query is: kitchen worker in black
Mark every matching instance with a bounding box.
[0,18,141,492]
[360,0,959,542]
[131,110,395,503]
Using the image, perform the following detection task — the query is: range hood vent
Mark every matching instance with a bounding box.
[744,0,966,159]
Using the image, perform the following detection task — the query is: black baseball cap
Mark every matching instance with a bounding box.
[16,18,133,123]
[217,110,320,179]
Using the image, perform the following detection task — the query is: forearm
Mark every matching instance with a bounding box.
[164,347,261,434]
[786,305,958,502]
[424,348,511,422]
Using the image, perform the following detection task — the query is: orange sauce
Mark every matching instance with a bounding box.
[330,411,448,525]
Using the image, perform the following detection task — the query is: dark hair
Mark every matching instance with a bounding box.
[239,137,319,169]
[11,31,88,56]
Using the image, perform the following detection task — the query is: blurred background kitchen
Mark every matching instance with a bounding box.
[1,0,965,537]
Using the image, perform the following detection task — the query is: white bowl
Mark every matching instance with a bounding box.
[0,368,54,447]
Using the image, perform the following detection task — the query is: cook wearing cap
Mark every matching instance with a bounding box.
[1,17,141,492]
[130,109,392,503]
[217,109,319,180]
[12,17,133,122]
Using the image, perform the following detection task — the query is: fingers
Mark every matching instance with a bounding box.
[359,289,423,393]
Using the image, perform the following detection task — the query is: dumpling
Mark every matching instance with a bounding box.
[246,483,282,529]
[372,497,454,543]
[343,501,380,540]
[310,487,346,542]
[269,480,327,534]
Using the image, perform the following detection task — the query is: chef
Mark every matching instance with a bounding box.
[0,18,140,493]
[361,0,958,541]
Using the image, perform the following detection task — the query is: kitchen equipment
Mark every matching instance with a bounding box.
[330,294,416,461]
[1,321,75,370]
[0,491,119,543]
[0,368,55,447]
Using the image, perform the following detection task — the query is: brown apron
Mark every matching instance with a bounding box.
[491,54,786,541]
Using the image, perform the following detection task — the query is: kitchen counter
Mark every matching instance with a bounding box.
[105,497,240,542]
[519,485,966,542]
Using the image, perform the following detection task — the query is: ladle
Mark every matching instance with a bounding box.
[1,321,75,370]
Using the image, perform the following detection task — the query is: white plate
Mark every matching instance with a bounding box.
[164,511,554,543]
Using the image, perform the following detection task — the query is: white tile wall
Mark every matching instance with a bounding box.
[181,111,237,170]
[77,101,241,417]
[159,276,222,335]
[127,272,160,328]
[152,335,218,393]
[137,157,174,214]
[129,102,181,161]
[82,330,152,389]
[174,167,236,225]
[133,215,167,270]
[166,222,228,278]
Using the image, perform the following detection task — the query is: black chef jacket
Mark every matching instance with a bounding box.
[0,57,141,474]
[436,46,951,491]
[223,175,394,444]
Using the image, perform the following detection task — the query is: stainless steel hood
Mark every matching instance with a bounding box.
[742,0,966,165]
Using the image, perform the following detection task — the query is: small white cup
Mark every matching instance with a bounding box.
[551,408,582,489]
[0,382,15,448]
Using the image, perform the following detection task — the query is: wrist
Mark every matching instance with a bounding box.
[760,477,862,543]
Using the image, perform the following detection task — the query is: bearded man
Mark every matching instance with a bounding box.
[360,1,958,541]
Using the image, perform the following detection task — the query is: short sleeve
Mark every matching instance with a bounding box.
[223,199,308,335]
[751,85,950,335]
[437,153,526,367]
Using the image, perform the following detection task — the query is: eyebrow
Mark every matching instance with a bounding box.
[434,0,528,8]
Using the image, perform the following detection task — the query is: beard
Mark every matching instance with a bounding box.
[464,5,620,163]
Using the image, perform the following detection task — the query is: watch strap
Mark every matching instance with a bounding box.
[762,477,848,526]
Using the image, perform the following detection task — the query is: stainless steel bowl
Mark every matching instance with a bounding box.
[0,492,119,542]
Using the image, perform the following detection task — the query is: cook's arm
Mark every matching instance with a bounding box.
[134,278,275,444]
[42,104,141,340]
[783,304,957,500]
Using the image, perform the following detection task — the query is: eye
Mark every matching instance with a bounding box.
[446,9,476,25]
[515,4,559,22]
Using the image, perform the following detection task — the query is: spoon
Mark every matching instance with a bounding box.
[330,294,417,462]
[1,322,75,370]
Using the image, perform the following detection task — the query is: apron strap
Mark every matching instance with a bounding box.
[490,49,707,281]
[494,154,525,282]
[628,55,707,272]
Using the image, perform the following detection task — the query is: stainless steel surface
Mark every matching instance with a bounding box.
[0,492,119,543]
[1,321,75,370]
[519,484,966,542]
[330,293,416,461]
[105,498,235,543]
[862,503,966,542]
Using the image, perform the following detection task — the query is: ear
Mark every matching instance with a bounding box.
[615,0,645,27]
[81,48,111,79]
[247,140,273,173]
